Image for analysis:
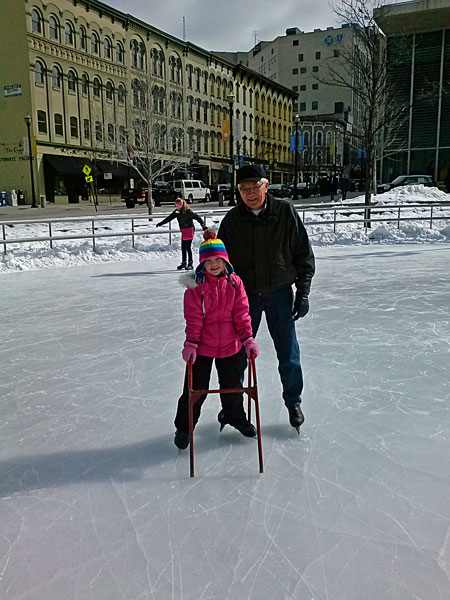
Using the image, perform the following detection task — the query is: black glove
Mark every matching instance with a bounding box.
[156,222,162,228]
[293,292,309,320]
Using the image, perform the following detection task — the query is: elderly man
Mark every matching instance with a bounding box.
[218,164,315,431]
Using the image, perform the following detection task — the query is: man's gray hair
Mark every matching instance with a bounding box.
[260,178,269,185]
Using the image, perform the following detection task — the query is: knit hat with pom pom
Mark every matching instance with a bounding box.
[195,229,234,276]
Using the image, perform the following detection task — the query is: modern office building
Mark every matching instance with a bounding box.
[374,0,450,184]
[220,25,360,180]
[0,0,295,205]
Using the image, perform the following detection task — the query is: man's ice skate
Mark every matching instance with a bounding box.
[287,403,304,433]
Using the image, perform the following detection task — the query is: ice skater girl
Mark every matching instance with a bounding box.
[156,198,206,270]
[173,229,259,449]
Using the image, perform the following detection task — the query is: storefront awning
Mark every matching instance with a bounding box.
[44,155,87,176]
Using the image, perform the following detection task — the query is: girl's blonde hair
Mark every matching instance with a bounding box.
[175,198,190,213]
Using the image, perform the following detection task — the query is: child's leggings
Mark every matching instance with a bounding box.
[181,239,193,264]
[174,352,246,431]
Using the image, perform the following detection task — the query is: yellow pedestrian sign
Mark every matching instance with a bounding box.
[85,175,93,183]
[82,164,92,176]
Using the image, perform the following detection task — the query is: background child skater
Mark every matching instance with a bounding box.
[174,229,259,450]
[156,198,206,270]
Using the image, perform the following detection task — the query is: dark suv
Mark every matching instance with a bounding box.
[121,188,148,209]
[121,181,178,208]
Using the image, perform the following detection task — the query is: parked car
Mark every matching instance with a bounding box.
[121,187,148,209]
[268,183,292,198]
[377,174,437,194]
[170,179,210,203]
[290,182,318,198]
[151,181,178,207]
[209,183,232,203]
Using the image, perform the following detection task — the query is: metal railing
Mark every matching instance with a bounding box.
[1,201,449,254]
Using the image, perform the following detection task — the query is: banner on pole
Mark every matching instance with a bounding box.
[222,119,230,141]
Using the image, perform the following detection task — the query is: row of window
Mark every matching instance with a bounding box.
[297,50,339,61]
[36,110,128,143]
[292,66,320,75]
[293,84,319,91]
[294,101,320,111]
[34,61,127,102]
[31,8,125,63]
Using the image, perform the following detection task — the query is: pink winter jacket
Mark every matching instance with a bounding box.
[183,271,253,358]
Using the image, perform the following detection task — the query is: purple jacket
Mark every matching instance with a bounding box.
[182,271,253,358]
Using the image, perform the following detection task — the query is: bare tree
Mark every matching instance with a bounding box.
[318,0,409,222]
[126,64,190,214]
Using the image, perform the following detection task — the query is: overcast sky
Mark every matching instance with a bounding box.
[106,0,342,52]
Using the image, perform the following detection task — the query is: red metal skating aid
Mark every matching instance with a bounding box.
[186,356,264,477]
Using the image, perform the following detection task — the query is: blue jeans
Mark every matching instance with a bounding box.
[247,286,303,406]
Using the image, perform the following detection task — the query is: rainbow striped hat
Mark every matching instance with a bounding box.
[195,229,234,275]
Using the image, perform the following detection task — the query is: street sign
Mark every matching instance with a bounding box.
[85,175,93,183]
[4,84,22,97]
[82,164,92,176]
[104,173,112,180]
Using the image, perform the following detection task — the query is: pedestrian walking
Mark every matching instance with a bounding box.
[328,172,338,202]
[156,198,206,270]
[340,164,351,201]
[218,164,315,432]
[173,229,259,449]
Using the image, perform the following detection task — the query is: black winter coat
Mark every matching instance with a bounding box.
[158,209,206,231]
[218,195,315,296]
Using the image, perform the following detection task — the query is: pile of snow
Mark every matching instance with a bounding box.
[1,186,448,273]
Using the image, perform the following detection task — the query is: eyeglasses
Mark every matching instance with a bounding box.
[238,182,265,195]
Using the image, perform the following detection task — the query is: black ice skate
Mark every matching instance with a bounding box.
[287,403,304,433]
[217,410,256,438]
[176,262,187,270]
[185,262,193,270]
[174,430,189,450]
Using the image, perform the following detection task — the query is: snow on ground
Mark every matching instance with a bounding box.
[1,186,449,273]
[1,244,449,600]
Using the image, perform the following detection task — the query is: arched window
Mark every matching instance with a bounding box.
[303,131,310,147]
[95,121,102,141]
[137,43,145,70]
[131,40,138,68]
[105,81,114,101]
[117,84,125,105]
[115,42,124,63]
[104,37,112,60]
[52,66,61,89]
[132,79,139,107]
[65,22,74,46]
[49,16,59,41]
[31,9,42,34]
[93,77,101,98]
[67,70,77,93]
[91,32,99,55]
[119,126,126,144]
[81,73,89,95]
[79,26,86,50]
[107,124,115,144]
[34,61,45,85]
[316,131,323,147]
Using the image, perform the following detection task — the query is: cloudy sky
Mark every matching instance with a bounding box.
[106,0,341,52]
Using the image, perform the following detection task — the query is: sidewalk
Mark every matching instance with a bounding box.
[0,201,156,221]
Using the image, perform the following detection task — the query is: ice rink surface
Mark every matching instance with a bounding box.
[1,243,449,600]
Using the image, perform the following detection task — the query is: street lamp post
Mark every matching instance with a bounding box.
[292,114,300,200]
[227,93,236,206]
[124,129,131,190]
[24,114,37,208]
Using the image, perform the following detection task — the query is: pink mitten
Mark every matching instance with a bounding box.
[182,341,198,363]
[243,337,259,359]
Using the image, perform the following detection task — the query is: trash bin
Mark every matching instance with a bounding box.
[40,195,46,208]
[218,192,224,207]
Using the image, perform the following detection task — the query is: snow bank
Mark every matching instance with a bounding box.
[1,186,448,273]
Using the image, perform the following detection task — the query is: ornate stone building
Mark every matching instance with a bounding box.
[0,0,295,204]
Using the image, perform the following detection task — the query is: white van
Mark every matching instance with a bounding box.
[171,180,210,203]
